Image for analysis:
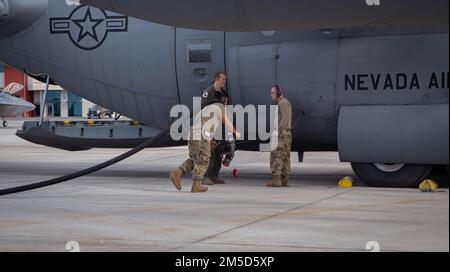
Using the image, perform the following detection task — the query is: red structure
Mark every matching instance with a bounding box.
[4,66,35,117]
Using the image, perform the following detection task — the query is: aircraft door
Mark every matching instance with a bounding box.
[226,44,277,145]
[277,40,338,144]
[175,29,225,108]
[227,44,277,106]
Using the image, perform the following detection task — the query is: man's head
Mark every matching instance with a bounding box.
[214,71,227,90]
[271,85,283,102]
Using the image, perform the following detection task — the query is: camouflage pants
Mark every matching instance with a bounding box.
[205,141,226,179]
[270,130,292,177]
[179,139,211,181]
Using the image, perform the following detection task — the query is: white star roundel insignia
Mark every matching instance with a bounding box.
[50,5,128,50]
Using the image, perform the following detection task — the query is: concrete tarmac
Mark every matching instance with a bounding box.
[0,119,448,252]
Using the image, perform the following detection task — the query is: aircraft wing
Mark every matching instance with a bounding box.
[77,0,449,31]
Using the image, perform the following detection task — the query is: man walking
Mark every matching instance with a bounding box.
[169,72,240,193]
[201,72,229,185]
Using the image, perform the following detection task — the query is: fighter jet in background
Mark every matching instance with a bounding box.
[0,83,36,127]
[0,0,448,187]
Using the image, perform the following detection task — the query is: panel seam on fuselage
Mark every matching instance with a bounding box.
[224,31,231,103]
[174,27,181,105]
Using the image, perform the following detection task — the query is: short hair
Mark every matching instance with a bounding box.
[273,85,282,97]
[214,71,226,81]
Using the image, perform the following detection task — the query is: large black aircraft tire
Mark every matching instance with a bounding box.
[351,163,433,188]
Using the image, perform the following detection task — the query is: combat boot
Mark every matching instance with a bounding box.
[281,176,290,187]
[266,176,282,187]
[169,168,184,191]
[202,177,215,186]
[211,177,225,184]
[192,180,208,193]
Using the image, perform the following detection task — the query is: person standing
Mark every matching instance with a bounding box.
[267,85,293,187]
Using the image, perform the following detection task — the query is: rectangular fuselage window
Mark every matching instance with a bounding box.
[188,40,212,63]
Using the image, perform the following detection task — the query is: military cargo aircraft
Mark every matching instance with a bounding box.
[0,0,448,187]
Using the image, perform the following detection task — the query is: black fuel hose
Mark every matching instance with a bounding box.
[0,106,243,197]
[0,125,172,196]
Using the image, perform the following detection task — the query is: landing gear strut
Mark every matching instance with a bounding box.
[39,75,50,127]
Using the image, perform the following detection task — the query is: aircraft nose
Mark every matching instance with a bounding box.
[23,100,36,112]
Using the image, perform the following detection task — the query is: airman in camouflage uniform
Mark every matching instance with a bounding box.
[169,72,240,193]
[267,85,293,187]
[201,78,230,186]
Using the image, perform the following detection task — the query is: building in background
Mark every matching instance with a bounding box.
[0,63,4,88]
[31,79,94,118]
[0,65,95,118]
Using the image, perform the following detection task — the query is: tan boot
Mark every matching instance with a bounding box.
[202,177,215,186]
[192,180,208,193]
[266,176,282,187]
[169,168,184,191]
[281,176,290,187]
[211,177,225,185]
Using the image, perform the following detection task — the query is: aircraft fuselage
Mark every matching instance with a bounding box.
[0,0,448,159]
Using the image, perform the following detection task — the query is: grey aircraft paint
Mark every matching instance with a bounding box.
[0,92,35,117]
[0,0,448,187]
[79,0,449,32]
[0,0,48,39]
[0,82,35,121]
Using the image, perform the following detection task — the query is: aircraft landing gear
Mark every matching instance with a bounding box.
[351,163,433,188]
[2,120,7,127]
[39,75,50,127]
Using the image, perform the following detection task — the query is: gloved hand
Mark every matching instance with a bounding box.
[226,132,235,142]
[222,134,237,167]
